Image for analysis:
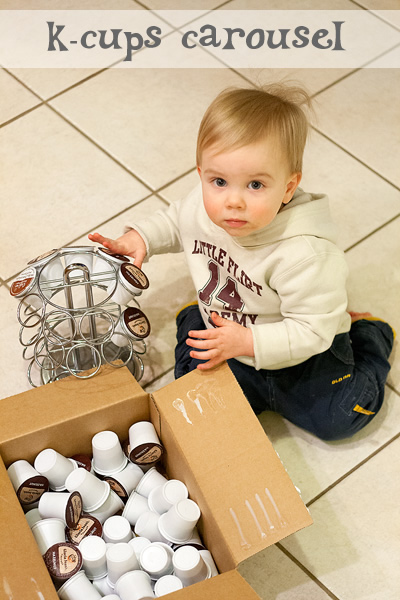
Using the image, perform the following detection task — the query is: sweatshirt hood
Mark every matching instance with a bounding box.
[234,187,338,248]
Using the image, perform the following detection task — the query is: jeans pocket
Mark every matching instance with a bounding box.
[339,369,378,417]
[329,333,355,366]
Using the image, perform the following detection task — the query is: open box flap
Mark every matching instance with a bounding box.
[170,570,262,599]
[151,363,313,570]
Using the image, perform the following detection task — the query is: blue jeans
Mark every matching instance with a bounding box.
[174,305,394,441]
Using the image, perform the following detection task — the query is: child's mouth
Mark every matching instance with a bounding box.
[225,219,247,228]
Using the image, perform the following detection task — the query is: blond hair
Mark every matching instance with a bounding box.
[196,83,313,174]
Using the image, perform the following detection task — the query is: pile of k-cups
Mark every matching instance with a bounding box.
[7,421,218,600]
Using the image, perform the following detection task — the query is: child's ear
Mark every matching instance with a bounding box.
[283,172,302,204]
[197,166,202,177]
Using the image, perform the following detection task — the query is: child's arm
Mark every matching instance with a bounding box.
[186,312,254,370]
[88,229,147,269]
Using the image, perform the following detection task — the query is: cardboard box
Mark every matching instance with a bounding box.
[0,362,312,599]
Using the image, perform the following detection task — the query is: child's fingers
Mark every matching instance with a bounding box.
[186,337,215,350]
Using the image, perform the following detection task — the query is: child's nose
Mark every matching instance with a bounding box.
[226,190,244,208]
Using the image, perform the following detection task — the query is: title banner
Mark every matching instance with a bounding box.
[0,10,399,68]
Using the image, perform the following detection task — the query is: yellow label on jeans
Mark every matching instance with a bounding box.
[353,404,375,415]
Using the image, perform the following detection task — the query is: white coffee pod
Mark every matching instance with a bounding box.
[79,535,108,580]
[103,515,133,544]
[34,449,77,492]
[101,596,121,600]
[28,249,64,285]
[135,467,168,498]
[154,574,184,597]
[158,499,201,544]
[89,489,125,525]
[134,510,168,543]
[7,459,49,505]
[172,546,210,587]
[148,480,188,515]
[106,542,140,587]
[104,462,143,502]
[128,421,163,466]
[38,491,82,529]
[128,536,151,561]
[58,570,102,600]
[122,491,149,526]
[63,246,95,271]
[92,575,114,596]
[31,517,66,555]
[25,508,42,528]
[116,570,154,600]
[199,549,219,577]
[108,263,149,306]
[140,542,174,580]
[92,430,128,476]
[111,307,151,348]
[65,468,110,512]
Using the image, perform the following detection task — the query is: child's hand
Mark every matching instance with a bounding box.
[186,312,254,370]
[88,229,147,269]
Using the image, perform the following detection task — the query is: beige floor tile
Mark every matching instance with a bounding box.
[49,66,247,189]
[280,436,400,600]
[74,196,196,386]
[0,69,41,125]
[301,130,400,251]
[1,0,142,8]
[8,69,108,101]
[364,45,400,68]
[346,218,400,390]
[258,387,399,505]
[314,68,400,187]
[238,544,333,600]
[219,0,359,8]
[0,105,149,281]
[158,169,199,203]
[143,367,174,392]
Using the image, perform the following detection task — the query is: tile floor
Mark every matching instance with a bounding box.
[1,1,399,599]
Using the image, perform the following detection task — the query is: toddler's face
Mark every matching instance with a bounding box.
[197,138,301,238]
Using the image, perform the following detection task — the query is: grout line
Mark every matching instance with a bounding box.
[346,1,400,32]
[156,166,197,194]
[2,67,44,101]
[386,382,400,398]
[344,212,400,253]
[275,544,341,600]
[143,366,174,391]
[0,102,45,130]
[306,430,400,509]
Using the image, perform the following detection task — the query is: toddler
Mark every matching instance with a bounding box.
[89,84,394,441]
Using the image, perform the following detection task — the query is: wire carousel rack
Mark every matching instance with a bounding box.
[12,247,150,388]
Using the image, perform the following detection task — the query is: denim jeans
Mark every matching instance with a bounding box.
[175,305,394,441]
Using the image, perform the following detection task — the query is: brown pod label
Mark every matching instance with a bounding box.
[28,249,58,264]
[66,515,102,545]
[99,247,129,262]
[121,263,149,290]
[17,476,49,505]
[10,267,36,297]
[69,454,92,472]
[130,443,163,465]
[104,477,128,501]
[44,543,82,581]
[65,491,83,529]
[124,307,151,339]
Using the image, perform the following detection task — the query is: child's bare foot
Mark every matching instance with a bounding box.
[348,311,373,323]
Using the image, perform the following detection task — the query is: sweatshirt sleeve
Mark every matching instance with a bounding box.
[248,247,350,370]
[125,200,183,259]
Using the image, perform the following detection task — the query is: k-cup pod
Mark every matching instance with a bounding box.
[89,489,125,525]
[65,468,110,513]
[140,542,174,580]
[92,575,115,596]
[108,263,149,306]
[58,570,103,600]
[44,542,83,582]
[148,480,188,515]
[39,491,82,529]
[136,467,168,499]
[172,546,210,587]
[66,513,103,545]
[134,511,168,544]
[25,508,42,528]
[172,527,205,551]
[69,454,93,473]
[122,491,149,526]
[92,430,128,477]
[106,542,139,587]
[199,549,218,577]
[101,596,121,600]
[7,460,49,506]
[31,517,66,555]
[115,570,154,600]
[154,574,184,597]
[28,249,64,284]
[128,422,164,466]
[93,248,130,283]
[128,536,151,561]
[79,535,108,580]
[158,499,201,544]
[34,449,77,492]
[63,246,95,271]
[111,307,151,348]
[104,462,143,502]
[9,267,44,310]
[103,515,133,544]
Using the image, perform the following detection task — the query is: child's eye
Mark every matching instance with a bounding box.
[248,180,263,190]
[213,178,227,187]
